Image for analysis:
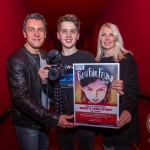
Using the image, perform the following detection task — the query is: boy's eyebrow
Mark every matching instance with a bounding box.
[60,29,77,31]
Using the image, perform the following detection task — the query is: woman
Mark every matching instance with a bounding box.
[96,23,140,150]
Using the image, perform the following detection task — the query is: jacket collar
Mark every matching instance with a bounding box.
[22,45,48,60]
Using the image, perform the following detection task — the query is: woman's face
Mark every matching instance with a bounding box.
[100,27,116,51]
[82,79,108,104]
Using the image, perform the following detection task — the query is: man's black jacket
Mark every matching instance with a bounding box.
[7,45,60,129]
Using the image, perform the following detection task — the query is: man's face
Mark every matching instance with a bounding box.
[57,21,80,49]
[82,79,108,104]
[23,19,46,51]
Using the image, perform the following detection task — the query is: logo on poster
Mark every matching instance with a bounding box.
[75,65,84,70]
[147,114,150,133]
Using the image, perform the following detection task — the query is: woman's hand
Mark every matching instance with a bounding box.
[116,110,132,128]
[111,80,124,95]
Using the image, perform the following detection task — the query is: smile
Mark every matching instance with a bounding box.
[92,99,99,101]
[104,42,111,45]
[65,39,72,42]
[33,39,40,41]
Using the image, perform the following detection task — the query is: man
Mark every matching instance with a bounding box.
[6,13,77,150]
[39,14,123,150]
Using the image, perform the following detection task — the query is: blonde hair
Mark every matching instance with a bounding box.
[95,23,131,62]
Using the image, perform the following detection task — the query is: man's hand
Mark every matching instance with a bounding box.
[116,110,132,128]
[111,80,124,95]
[38,64,51,84]
[58,115,78,128]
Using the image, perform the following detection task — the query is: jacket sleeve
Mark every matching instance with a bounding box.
[122,53,140,116]
[7,56,60,129]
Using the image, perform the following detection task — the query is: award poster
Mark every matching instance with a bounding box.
[73,63,120,128]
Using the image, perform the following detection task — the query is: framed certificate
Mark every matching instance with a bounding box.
[73,63,120,128]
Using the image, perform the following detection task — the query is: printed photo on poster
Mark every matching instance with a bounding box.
[73,63,120,128]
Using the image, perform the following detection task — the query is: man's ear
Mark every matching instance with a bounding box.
[23,31,26,38]
[77,33,80,40]
[57,32,60,39]
[44,32,47,38]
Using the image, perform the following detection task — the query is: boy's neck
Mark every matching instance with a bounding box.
[62,47,77,56]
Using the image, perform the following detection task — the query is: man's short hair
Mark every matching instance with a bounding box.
[57,14,81,32]
[23,13,47,32]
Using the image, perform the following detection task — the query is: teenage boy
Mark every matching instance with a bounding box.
[56,14,96,150]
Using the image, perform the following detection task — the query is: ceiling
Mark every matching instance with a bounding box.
[28,0,108,47]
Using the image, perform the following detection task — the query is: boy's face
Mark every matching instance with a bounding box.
[57,21,80,49]
[81,79,108,104]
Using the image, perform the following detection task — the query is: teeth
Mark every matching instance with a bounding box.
[65,40,72,43]
[104,42,111,45]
